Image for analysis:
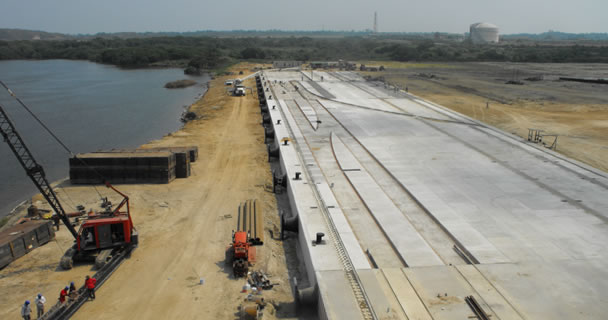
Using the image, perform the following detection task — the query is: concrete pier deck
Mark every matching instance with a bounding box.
[260,70,608,320]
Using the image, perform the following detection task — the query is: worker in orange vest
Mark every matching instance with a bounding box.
[59,286,68,303]
[85,275,97,300]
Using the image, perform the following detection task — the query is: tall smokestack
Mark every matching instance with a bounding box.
[373,11,378,33]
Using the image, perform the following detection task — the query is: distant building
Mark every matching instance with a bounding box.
[272,61,303,69]
[310,60,356,70]
[359,64,385,72]
[469,22,499,44]
[310,61,339,69]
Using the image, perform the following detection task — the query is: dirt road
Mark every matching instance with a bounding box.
[0,64,296,319]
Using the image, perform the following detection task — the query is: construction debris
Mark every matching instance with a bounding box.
[239,291,267,320]
[527,128,558,150]
[248,271,276,291]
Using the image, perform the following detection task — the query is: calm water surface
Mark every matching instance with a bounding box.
[0,60,210,217]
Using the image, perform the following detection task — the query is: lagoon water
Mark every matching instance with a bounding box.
[0,60,210,217]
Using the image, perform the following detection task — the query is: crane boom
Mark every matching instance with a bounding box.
[0,104,79,239]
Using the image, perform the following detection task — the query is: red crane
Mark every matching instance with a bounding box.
[0,82,137,269]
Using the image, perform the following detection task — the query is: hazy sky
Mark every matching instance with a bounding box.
[2,0,606,34]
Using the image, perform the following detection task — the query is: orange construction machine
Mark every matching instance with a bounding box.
[62,182,137,269]
[227,230,256,278]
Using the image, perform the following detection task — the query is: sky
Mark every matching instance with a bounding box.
[1,0,606,35]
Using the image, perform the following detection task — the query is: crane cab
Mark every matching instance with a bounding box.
[77,215,138,251]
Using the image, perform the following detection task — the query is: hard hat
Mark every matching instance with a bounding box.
[25,300,30,305]
[70,281,74,285]
[65,286,69,290]
[37,294,41,298]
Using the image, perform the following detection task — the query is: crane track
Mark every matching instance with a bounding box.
[40,244,135,320]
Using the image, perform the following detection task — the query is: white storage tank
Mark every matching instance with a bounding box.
[470,22,499,44]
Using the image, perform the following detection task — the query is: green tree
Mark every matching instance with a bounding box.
[240,47,265,59]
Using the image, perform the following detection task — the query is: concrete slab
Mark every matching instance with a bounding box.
[322,104,516,264]
[263,70,608,320]
[357,269,405,320]
[278,97,370,271]
[310,81,402,113]
[369,270,409,320]
[262,78,375,318]
[385,98,452,120]
[293,97,319,130]
[476,261,608,320]
[304,80,336,99]
[317,270,365,320]
[455,265,524,320]
[332,133,444,267]
[413,99,476,125]
[381,268,432,320]
[403,266,491,320]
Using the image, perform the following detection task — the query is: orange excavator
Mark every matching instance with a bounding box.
[226,230,256,277]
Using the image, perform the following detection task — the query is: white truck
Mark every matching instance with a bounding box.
[234,84,246,96]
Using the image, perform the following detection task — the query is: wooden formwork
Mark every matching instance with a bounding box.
[237,199,264,245]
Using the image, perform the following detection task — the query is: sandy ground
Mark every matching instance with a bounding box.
[368,62,608,172]
[0,63,298,319]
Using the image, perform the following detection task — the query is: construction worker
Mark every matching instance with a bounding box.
[68,281,78,302]
[85,275,97,300]
[59,286,68,303]
[69,281,77,294]
[52,214,60,230]
[35,293,46,318]
[21,300,31,320]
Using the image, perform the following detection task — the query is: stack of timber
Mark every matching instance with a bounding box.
[69,152,176,184]
[237,199,264,245]
[0,220,55,269]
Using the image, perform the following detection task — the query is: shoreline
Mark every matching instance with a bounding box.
[0,72,212,229]
[1,87,205,230]
[0,178,69,231]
